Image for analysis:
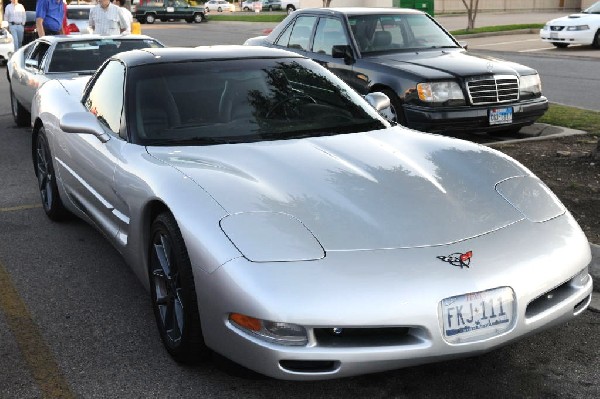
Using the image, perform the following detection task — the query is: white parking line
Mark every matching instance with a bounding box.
[470,38,542,47]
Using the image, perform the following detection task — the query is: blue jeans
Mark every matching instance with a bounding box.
[9,24,24,51]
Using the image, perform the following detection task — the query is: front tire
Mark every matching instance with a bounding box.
[286,6,295,14]
[149,212,209,363]
[10,84,30,127]
[145,14,156,24]
[551,42,569,48]
[592,29,600,49]
[379,88,407,125]
[34,128,69,221]
[193,13,203,23]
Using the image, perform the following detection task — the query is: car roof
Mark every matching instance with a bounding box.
[297,7,425,17]
[115,45,305,67]
[38,34,159,43]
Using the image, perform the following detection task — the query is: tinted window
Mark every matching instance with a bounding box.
[287,16,317,51]
[312,17,348,55]
[84,61,126,135]
[26,42,51,69]
[127,57,388,146]
[67,8,91,19]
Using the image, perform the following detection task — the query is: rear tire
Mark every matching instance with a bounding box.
[287,6,295,14]
[149,212,209,363]
[34,128,69,221]
[145,14,156,24]
[193,13,203,23]
[10,84,30,127]
[551,42,569,48]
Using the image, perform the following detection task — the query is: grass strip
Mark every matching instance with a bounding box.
[540,103,600,137]
[450,23,545,36]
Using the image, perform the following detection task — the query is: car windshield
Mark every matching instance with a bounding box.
[348,13,459,53]
[48,39,162,73]
[128,58,389,146]
[67,8,91,19]
[583,1,600,13]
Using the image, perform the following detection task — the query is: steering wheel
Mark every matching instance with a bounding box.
[266,94,316,119]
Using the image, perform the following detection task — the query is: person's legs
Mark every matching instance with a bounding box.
[11,25,24,50]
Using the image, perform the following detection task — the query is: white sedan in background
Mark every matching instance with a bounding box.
[0,23,15,64]
[540,0,600,48]
[204,0,233,12]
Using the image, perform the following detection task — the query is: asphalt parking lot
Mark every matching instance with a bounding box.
[0,15,599,398]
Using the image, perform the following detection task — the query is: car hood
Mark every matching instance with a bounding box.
[547,13,600,25]
[367,49,534,78]
[55,75,92,97]
[148,127,532,251]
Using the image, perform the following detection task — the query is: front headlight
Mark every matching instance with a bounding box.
[229,313,308,346]
[519,74,542,96]
[566,25,589,31]
[541,25,549,31]
[417,81,464,104]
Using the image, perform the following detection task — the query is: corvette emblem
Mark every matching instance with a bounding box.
[437,251,473,269]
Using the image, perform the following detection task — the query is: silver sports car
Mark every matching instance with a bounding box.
[7,34,163,127]
[31,46,593,380]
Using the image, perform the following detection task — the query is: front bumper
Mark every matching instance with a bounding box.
[403,97,548,134]
[194,214,592,380]
[540,29,595,45]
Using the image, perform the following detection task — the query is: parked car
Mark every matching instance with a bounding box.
[245,7,548,135]
[204,0,233,13]
[0,23,15,65]
[23,11,38,46]
[241,0,255,11]
[66,4,95,34]
[31,45,592,380]
[282,1,300,14]
[263,0,282,11]
[7,34,164,127]
[540,0,600,48]
[134,0,206,24]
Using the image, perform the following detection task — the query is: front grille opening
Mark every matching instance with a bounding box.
[314,327,421,347]
[526,280,573,319]
[467,75,519,105]
[279,360,338,373]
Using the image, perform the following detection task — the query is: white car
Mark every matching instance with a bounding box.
[66,4,95,34]
[540,1,600,48]
[0,23,15,65]
[204,0,233,12]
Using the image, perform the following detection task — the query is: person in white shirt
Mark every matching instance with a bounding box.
[4,0,26,50]
[115,0,133,34]
[88,0,127,36]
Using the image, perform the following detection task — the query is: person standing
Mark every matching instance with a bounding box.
[4,0,26,50]
[88,0,127,36]
[35,0,64,37]
[115,0,133,35]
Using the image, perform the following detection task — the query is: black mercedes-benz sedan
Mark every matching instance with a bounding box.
[245,7,548,135]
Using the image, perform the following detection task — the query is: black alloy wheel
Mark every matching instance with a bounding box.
[34,128,68,221]
[149,212,209,363]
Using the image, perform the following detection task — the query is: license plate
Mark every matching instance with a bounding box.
[489,107,513,125]
[550,32,558,39]
[440,287,515,344]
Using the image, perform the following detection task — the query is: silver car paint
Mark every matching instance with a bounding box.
[32,61,592,380]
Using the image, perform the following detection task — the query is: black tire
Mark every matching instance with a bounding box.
[34,128,69,221]
[149,212,209,363]
[592,29,600,49]
[193,13,203,23]
[145,14,156,24]
[10,84,30,127]
[286,6,295,14]
[268,6,273,11]
[379,88,407,125]
[217,7,222,12]
[551,42,569,48]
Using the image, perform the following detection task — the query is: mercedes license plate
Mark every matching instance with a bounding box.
[489,107,513,125]
[440,287,515,344]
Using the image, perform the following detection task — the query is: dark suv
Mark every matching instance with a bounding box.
[245,8,548,135]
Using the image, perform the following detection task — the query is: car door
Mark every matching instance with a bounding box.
[56,60,128,243]
[172,0,190,18]
[307,16,362,93]
[14,41,52,111]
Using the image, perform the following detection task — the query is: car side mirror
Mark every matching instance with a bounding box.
[364,92,394,121]
[60,112,111,143]
[332,45,355,64]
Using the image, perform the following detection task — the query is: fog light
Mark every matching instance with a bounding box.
[229,313,308,346]
[572,267,590,288]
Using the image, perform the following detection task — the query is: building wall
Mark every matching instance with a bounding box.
[300,0,594,12]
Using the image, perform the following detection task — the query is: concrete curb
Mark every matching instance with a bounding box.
[486,124,588,147]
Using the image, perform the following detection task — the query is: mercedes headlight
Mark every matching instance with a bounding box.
[417,81,464,104]
[519,74,542,96]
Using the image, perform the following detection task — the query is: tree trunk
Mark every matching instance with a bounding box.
[323,0,333,7]
[461,0,480,31]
